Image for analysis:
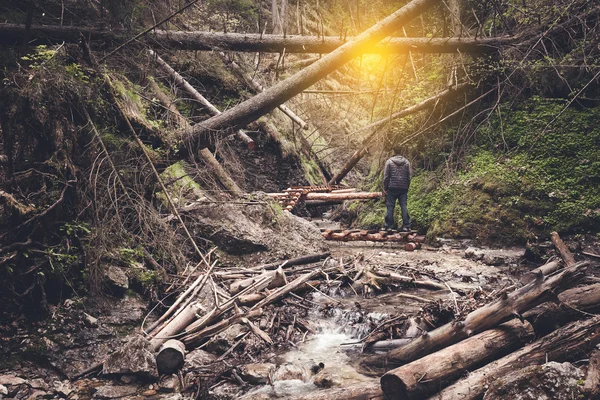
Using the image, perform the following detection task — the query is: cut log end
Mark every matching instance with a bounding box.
[156,339,186,374]
[380,374,407,400]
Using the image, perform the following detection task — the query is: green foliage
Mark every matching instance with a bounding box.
[403,100,600,243]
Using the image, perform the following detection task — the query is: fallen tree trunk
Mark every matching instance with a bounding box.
[0,23,514,54]
[305,192,382,200]
[359,261,588,373]
[230,267,287,294]
[519,259,560,284]
[287,380,383,400]
[431,316,600,400]
[182,308,263,346]
[584,350,600,397]
[181,0,440,147]
[148,50,254,150]
[551,231,576,267]
[380,319,535,399]
[146,77,244,196]
[249,269,321,311]
[156,339,186,374]
[329,83,468,184]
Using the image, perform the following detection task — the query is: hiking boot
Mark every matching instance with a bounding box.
[401,226,411,232]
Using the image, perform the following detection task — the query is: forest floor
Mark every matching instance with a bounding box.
[0,217,598,400]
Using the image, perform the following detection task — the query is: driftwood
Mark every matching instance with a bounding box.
[230,267,287,294]
[380,320,535,399]
[252,252,330,271]
[182,308,263,346]
[322,229,424,243]
[0,24,514,54]
[181,0,440,147]
[519,259,560,284]
[551,231,576,267]
[156,339,186,374]
[249,269,322,311]
[360,261,588,372]
[524,282,600,334]
[431,316,600,400]
[357,268,447,291]
[329,83,468,185]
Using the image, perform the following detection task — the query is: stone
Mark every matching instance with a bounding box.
[83,313,99,328]
[183,348,216,372]
[102,335,159,379]
[464,247,484,260]
[104,266,129,296]
[272,364,311,382]
[93,385,138,399]
[313,366,371,388]
[158,375,180,393]
[0,375,26,386]
[53,380,74,397]
[483,361,584,400]
[25,389,48,399]
[0,385,7,395]
[28,379,49,391]
[119,375,135,384]
[239,363,276,384]
[141,389,157,396]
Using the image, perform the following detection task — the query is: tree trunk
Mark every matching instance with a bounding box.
[431,316,600,400]
[148,50,254,150]
[359,261,588,373]
[0,24,515,53]
[329,83,468,184]
[252,252,331,270]
[146,77,244,196]
[156,339,186,374]
[181,0,441,146]
[519,259,560,284]
[287,380,383,400]
[584,350,600,397]
[551,231,576,267]
[229,267,287,294]
[380,319,534,399]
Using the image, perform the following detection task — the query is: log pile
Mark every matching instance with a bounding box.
[265,185,355,211]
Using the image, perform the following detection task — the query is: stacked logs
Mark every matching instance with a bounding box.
[266,186,380,211]
[321,229,425,249]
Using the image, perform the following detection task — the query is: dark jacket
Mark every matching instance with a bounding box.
[383,155,411,191]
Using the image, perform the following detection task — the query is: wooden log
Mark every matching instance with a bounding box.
[380,319,535,399]
[252,252,330,271]
[182,308,263,346]
[305,192,382,200]
[524,283,600,335]
[359,261,588,373]
[287,380,383,400]
[148,50,254,150]
[431,316,600,400]
[156,339,186,374]
[230,267,287,294]
[551,231,576,267]
[181,0,440,147]
[373,269,447,291]
[519,259,560,284]
[328,83,468,185]
[0,24,514,54]
[249,269,321,311]
[584,350,600,397]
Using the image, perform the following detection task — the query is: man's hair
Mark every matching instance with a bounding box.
[392,145,403,155]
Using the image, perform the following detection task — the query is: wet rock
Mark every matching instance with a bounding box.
[119,375,136,384]
[183,348,216,372]
[464,247,484,260]
[27,389,49,399]
[53,380,74,397]
[84,313,99,328]
[142,389,157,396]
[239,363,276,384]
[29,378,49,391]
[99,293,147,326]
[272,364,311,382]
[158,374,180,393]
[104,266,129,296]
[93,384,138,399]
[483,361,584,400]
[0,385,7,396]
[102,335,158,379]
[312,366,369,388]
[205,324,246,354]
[209,382,242,399]
[0,375,26,386]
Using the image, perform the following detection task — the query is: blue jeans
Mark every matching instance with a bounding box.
[385,189,410,229]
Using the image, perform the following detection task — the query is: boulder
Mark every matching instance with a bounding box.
[312,366,370,388]
[183,348,216,372]
[158,374,180,393]
[83,312,99,328]
[483,361,584,400]
[239,363,276,384]
[104,266,129,296]
[103,335,159,379]
[0,375,26,386]
[0,385,7,396]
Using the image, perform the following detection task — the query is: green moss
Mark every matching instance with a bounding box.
[300,154,323,186]
[157,161,206,206]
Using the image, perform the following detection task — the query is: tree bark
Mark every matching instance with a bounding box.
[287,380,383,400]
[519,259,560,284]
[156,339,186,374]
[146,77,244,196]
[380,319,535,399]
[148,50,254,150]
[359,261,588,373]
[181,0,441,146]
[551,231,576,267]
[431,316,600,400]
[584,350,600,397]
[329,83,468,185]
[229,267,287,294]
[252,252,331,270]
[0,23,515,54]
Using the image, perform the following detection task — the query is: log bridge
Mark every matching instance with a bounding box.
[321,229,425,247]
[266,185,379,211]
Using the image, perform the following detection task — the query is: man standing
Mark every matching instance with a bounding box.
[383,147,411,231]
